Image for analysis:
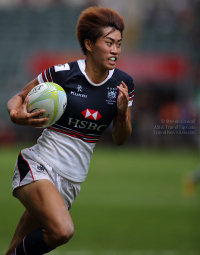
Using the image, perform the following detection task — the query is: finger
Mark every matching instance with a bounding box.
[29,109,46,118]
[117,84,123,91]
[117,86,128,95]
[121,81,127,88]
[28,118,49,127]
[20,96,30,112]
[117,82,128,91]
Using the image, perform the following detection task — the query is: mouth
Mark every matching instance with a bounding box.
[108,57,117,64]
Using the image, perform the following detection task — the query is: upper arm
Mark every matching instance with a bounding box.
[17,78,39,101]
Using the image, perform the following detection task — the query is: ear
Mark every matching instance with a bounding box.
[84,39,92,52]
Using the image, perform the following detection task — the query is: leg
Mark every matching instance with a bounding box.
[5,209,41,255]
[7,179,74,254]
[182,166,200,196]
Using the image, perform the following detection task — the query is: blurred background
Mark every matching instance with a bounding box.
[0,0,200,255]
[0,0,199,149]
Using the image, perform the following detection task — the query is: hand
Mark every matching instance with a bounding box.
[116,81,129,114]
[10,96,49,127]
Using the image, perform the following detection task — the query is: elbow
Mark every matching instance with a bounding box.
[112,135,128,146]
[115,140,126,146]
[112,126,132,146]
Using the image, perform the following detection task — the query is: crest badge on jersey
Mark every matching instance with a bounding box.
[106,87,117,105]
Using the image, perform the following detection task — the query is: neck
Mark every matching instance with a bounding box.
[85,57,109,84]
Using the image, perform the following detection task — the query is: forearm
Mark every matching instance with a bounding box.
[6,78,48,127]
[7,95,24,122]
[7,78,39,123]
[112,109,132,146]
[7,94,24,113]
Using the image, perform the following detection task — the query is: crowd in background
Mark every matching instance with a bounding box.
[0,0,199,149]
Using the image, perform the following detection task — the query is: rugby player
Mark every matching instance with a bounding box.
[6,6,134,255]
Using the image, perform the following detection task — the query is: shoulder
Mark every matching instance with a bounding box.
[38,61,82,86]
[54,61,79,75]
[53,61,81,84]
[112,68,133,86]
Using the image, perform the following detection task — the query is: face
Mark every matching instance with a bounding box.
[87,27,122,71]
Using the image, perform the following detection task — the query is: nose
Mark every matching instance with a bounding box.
[111,44,118,54]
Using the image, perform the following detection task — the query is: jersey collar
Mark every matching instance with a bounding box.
[77,59,115,87]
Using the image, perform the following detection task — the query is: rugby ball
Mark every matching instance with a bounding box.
[27,82,67,128]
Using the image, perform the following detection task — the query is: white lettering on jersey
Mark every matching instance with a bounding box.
[70,91,87,98]
[55,64,70,72]
[68,117,107,132]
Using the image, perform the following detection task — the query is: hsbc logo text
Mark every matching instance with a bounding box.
[68,117,107,132]
[81,109,102,120]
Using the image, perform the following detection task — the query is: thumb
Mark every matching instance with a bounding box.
[24,96,30,106]
[22,96,30,111]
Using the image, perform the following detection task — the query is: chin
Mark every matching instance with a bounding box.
[106,63,116,70]
[100,62,116,71]
[109,65,116,69]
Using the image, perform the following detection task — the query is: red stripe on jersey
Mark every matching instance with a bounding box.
[48,127,99,143]
[46,69,51,82]
[129,92,134,97]
[66,129,99,139]
[50,125,100,139]
[42,72,47,82]
[48,68,53,82]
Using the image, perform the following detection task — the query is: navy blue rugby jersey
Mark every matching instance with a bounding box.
[33,59,134,182]
[38,59,134,143]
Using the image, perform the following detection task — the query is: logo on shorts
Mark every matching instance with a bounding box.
[36,164,45,173]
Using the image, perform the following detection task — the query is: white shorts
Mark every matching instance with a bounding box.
[12,148,81,210]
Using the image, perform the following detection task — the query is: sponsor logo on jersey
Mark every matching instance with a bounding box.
[77,85,82,92]
[70,84,87,98]
[67,117,107,132]
[106,87,117,105]
[28,84,44,96]
[81,109,102,120]
[55,64,70,72]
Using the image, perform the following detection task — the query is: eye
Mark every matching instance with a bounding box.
[117,42,122,47]
[106,41,112,46]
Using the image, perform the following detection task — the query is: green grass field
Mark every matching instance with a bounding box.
[0,144,199,255]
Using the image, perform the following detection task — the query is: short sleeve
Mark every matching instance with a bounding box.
[128,79,134,107]
[38,66,56,84]
[37,63,70,85]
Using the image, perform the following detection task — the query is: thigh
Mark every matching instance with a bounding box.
[15,179,73,233]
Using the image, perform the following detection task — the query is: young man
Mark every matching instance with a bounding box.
[6,6,134,255]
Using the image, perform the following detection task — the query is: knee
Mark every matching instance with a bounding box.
[59,222,74,243]
[53,221,74,245]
